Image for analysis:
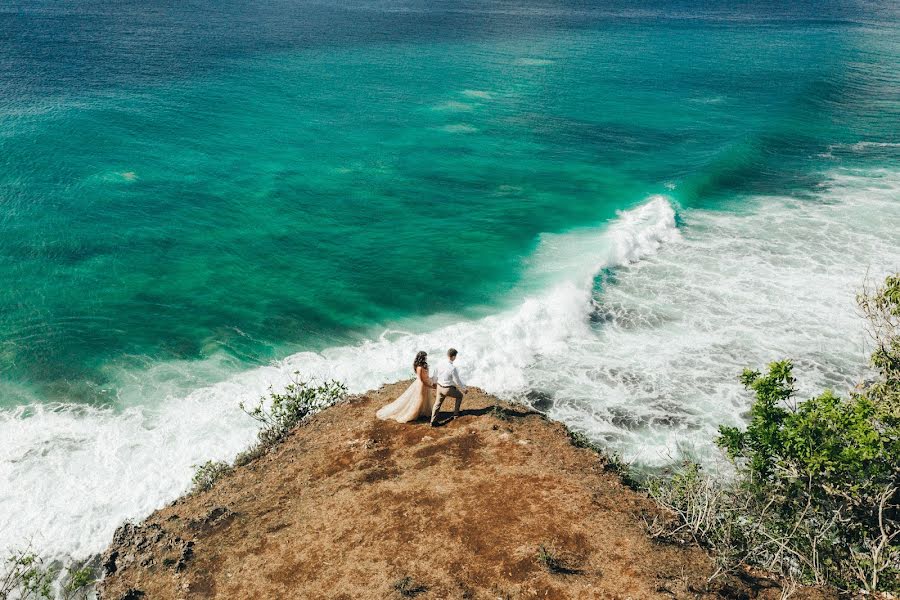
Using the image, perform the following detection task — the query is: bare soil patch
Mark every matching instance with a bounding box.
[99,384,834,600]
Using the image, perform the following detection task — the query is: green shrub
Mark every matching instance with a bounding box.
[62,568,93,598]
[719,362,896,493]
[715,361,900,592]
[240,374,347,448]
[858,273,900,414]
[647,274,900,594]
[0,549,94,600]
[652,362,900,592]
[191,460,232,494]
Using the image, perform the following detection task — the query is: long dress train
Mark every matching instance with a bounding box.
[376,376,433,423]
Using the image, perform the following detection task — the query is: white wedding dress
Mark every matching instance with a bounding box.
[376,368,433,423]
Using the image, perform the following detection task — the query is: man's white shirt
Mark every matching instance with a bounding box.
[431,360,466,391]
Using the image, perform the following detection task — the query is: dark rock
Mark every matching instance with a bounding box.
[188,506,235,532]
[119,589,145,600]
[175,540,195,572]
[525,390,554,412]
[111,523,138,548]
[102,550,119,576]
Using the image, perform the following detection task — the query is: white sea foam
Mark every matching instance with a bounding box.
[547,170,900,464]
[431,100,474,112]
[839,141,900,151]
[460,90,493,100]
[514,58,554,66]
[1,170,899,569]
[441,123,477,133]
[688,95,726,104]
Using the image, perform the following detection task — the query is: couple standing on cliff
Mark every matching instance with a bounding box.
[376,348,467,426]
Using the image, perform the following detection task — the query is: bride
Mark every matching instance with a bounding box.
[376,351,434,423]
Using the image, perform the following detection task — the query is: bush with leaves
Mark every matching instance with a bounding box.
[240,374,347,449]
[0,549,94,600]
[721,361,898,590]
[189,377,345,493]
[647,274,900,594]
[858,273,900,414]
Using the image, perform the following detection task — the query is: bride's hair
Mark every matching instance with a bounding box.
[413,351,428,373]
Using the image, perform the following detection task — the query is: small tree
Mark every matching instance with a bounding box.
[0,552,52,600]
[717,361,900,591]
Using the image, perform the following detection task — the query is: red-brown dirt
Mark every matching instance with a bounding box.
[98,383,834,600]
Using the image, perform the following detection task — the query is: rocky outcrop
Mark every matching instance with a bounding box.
[98,383,833,600]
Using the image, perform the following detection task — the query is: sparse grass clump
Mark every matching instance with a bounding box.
[535,544,581,575]
[567,428,601,452]
[535,544,565,573]
[566,428,639,488]
[191,460,232,494]
[602,452,640,489]
[392,576,426,597]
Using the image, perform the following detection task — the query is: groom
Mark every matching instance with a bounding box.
[430,348,467,426]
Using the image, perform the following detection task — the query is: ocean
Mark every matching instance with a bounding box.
[1,0,899,568]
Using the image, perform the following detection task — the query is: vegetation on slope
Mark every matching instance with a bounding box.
[648,274,900,595]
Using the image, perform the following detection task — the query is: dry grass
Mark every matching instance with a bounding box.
[98,384,833,600]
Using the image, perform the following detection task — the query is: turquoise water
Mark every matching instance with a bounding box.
[3,0,897,402]
[1,0,899,566]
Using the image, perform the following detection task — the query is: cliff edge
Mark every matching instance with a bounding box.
[98,383,831,600]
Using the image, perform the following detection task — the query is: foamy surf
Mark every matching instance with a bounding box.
[2,170,899,571]
[549,170,900,465]
[0,193,677,565]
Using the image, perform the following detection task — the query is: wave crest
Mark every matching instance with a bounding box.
[0,195,679,563]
